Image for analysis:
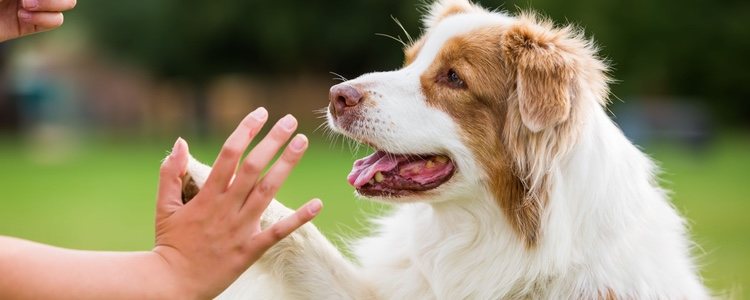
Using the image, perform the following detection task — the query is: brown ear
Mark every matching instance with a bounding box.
[422,0,482,29]
[503,20,574,132]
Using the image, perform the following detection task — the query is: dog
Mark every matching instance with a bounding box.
[181,0,710,298]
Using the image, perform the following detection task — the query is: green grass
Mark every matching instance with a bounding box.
[0,133,382,251]
[646,137,750,296]
[0,133,747,295]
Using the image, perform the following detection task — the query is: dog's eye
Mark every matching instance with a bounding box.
[444,69,467,89]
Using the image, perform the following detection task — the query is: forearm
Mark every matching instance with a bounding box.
[0,111,319,299]
[0,236,187,300]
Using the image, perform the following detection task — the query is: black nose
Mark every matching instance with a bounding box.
[329,84,363,117]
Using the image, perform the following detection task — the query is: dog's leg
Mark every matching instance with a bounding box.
[181,156,376,299]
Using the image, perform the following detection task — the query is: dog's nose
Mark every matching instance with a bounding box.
[329,84,363,117]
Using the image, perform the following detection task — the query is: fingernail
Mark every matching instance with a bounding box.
[18,9,32,21]
[171,137,181,156]
[249,107,267,121]
[289,134,307,151]
[171,137,185,156]
[308,199,322,215]
[279,114,297,130]
[22,0,38,9]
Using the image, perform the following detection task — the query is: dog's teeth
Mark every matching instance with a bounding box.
[374,172,385,182]
[368,179,375,185]
[425,160,435,169]
[435,156,449,164]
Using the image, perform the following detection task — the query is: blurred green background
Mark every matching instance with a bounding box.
[0,0,748,297]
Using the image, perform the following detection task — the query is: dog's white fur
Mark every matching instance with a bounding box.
[184,1,710,298]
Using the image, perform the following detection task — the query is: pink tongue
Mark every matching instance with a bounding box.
[348,151,400,188]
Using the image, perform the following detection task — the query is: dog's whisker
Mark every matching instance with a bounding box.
[374,33,407,47]
[313,121,329,134]
[329,71,349,82]
[313,106,329,115]
[314,112,330,120]
[390,15,413,45]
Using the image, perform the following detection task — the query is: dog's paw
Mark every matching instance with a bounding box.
[259,200,295,229]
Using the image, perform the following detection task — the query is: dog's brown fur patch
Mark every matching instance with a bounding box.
[598,288,619,300]
[499,14,609,248]
[404,38,424,67]
[501,18,575,132]
[414,11,609,247]
[417,26,547,246]
[181,174,200,204]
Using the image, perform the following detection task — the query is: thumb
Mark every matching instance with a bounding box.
[156,137,189,219]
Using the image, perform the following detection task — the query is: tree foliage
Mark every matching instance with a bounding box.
[76,0,749,123]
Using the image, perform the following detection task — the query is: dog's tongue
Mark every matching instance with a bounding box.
[348,151,401,188]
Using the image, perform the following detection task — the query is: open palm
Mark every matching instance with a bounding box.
[0,0,75,42]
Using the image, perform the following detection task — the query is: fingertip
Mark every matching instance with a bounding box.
[278,114,298,131]
[174,138,189,175]
[289,134,309,152]
[171,137,181,153]
[168,137,186,159]
[164,137,188,169]
[306,198,323,216]
[297,133,309,144]
[236,107,267,140]
[249,107,268,122]
[176,137,189,155]
[19,11,64,29]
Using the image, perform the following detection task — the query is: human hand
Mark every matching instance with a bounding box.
[0,0,76,42]
[152,107,322,298]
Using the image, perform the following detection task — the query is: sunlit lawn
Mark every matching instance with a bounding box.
[646,136,750,296]
[0,133,747,295]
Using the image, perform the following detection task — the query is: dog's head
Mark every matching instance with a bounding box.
[327,0,609,245]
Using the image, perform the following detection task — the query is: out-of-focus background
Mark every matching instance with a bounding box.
[0,0,748,295]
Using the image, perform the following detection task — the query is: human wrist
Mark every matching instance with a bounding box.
[150,247,206,300]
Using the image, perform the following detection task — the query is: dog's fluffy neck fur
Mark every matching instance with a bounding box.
[354,106,708,299]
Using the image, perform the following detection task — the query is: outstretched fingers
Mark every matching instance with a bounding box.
[229,115,298,203]
[202,107,268,194]
[251,199,323,255]
[240,134,308,216]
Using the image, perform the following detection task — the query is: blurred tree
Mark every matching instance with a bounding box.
[74,0,749,124]
[75,0,419,81]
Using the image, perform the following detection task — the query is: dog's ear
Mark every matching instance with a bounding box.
[181,156,211,204]
[502,18,576,132]
[422,0,482,29]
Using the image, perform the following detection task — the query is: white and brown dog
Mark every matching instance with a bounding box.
[182,0,710,298]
